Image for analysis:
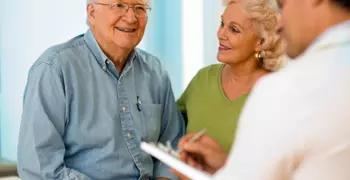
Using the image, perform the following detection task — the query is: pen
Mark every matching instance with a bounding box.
[177,128,207,154]
[136,96,142,111]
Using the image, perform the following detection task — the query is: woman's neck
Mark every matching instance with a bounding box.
[225,59,268,84]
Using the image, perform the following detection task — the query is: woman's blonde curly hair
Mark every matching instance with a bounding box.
[224,0,286,71]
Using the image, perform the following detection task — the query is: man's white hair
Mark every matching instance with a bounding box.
[85,0,151,26]
[86,0,151,5]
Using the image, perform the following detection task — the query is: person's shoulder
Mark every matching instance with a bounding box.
[181,64,222,89]
[135,48,160,66]
[31,34,86,70]
[192,63,222,81]
[250,65,295,100]
[198,64,223,75]
[135,48,167,75]
[134,48,172,87]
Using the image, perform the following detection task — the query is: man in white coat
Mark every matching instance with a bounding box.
[178,0,350,179]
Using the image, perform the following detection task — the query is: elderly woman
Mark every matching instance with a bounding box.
[177,0,284,153]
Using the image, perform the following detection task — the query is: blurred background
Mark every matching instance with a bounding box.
[0,0,225,164]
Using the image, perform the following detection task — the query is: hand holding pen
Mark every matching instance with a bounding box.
[173,129,228,175]
[177,128,207,154]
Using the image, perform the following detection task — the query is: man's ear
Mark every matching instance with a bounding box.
[310,0,325,7]
[87,4,96,26]
[255,38,265,52]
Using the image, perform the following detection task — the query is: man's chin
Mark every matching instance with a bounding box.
[286,45,304,60]
[286,53,298,60]
[114,41,139,50]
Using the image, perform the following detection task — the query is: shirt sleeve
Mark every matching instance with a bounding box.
[153,71,186,180]
[176,91,187,120]
[176,85,189,127]
[212,76,292,180]
[176,69,201,127]
[17,61,91,180]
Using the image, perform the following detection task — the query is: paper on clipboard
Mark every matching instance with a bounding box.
[141,142,212,180]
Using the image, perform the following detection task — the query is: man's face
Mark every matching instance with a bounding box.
[276,0,316,58]
[88,0,149,50]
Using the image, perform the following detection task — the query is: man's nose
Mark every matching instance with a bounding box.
[123,8,137,23]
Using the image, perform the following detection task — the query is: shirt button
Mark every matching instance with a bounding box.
[122,106,126,111]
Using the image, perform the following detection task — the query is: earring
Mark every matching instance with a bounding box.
[255,51,263,60]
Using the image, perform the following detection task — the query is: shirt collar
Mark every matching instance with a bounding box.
[84,29,108,68]
[122,49,137,77]
[84,29,137,71]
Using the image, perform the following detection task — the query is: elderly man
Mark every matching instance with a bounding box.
[17,0,184,179]
[175,0,350,179]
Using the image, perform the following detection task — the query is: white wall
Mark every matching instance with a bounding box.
[0,0,87,161]
[182,0,225,88]
[182,0,204,88]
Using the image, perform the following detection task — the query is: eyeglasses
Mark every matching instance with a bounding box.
[94,2,151,18]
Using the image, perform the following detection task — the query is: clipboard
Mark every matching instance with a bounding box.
[141,142,212,180]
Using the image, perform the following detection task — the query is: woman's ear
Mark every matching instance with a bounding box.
[255,38,265,51]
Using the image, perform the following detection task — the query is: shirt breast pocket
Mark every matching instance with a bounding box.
[141,104,162,142]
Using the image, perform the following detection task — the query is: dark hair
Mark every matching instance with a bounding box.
[331,0,350,10]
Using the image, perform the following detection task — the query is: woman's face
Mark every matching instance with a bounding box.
[217,2,261,65]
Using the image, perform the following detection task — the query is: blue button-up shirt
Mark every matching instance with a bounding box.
[17,30,185,180]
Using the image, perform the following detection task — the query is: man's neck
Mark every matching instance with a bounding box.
[102,44,132,75]
[92,29,133,74]
[312,3,350,46]
[106,47,132,74]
